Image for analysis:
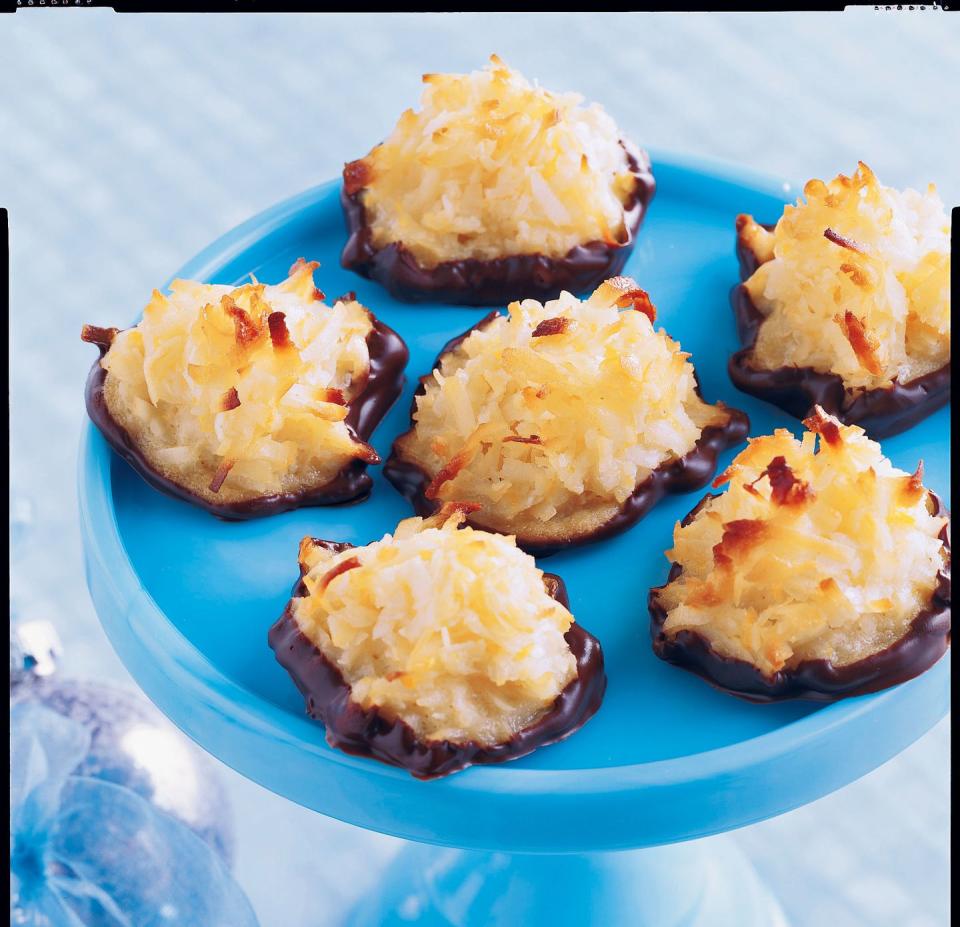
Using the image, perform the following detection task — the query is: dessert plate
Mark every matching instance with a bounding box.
[79,151,950,854]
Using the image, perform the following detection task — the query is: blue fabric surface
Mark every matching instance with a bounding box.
[5,9,953,926]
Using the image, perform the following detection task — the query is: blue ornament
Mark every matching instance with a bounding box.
[11,677,235,866]
[10,620,234,867]
[10,702,258,927]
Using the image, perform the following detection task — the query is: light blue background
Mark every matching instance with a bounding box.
[5,9,954,927]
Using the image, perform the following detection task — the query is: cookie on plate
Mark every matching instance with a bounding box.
[730,162,950,437]
[82,259,407,518]
[341,55,655,305]
[649,407,951,701]
[268,503,606,779]
[386,277,748,553]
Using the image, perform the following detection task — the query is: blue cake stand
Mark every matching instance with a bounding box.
[79,154,951,926]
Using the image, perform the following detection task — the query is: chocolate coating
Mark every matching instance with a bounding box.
[268,548,606,779]
[84,318,408,520]
[340,141,656,305]
[649,492,952,702]
[384,315,750,555]
[729,222,950,439]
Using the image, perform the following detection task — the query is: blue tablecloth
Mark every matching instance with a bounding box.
[6,9,953,926]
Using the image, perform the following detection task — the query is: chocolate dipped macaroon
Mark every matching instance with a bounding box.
[268,503,606,779]
[341,55,655,305]
[650,407,951,702]
[82,259,407,519]
[385,276,749,554]
[730,162,950,438]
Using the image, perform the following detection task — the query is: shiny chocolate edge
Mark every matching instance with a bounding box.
[340,140,656,306]
[728,222,950,439]
[383,313,750,555]
[84,318,409,520]
[268,547,607,779]
[648,492,952,702]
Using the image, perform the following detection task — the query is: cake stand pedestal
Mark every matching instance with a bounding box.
[347,840,788,927]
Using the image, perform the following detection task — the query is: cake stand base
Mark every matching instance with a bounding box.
[347,837,789,927]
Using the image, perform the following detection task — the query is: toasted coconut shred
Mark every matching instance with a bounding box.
[395,278,732,540]
[740,163,950,390]
[97,260,376,503]
[350,55,639,267]
[657,408,949,676]
[291,507,578,745]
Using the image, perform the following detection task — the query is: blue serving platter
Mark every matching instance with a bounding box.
[79,152,950,855]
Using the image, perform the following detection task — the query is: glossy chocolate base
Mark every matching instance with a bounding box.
[340,141,656,306]
[648,493,952,703]
[268,551,606,779]
[729,223,950,439]
[384,314,750,555]
[84,319,408,520]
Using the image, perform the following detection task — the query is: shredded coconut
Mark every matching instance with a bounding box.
[350,55,639,267]
[97,260,375,503]
[656,408,948,675]
[740,162,950,390]
[292,507,578,745]
[394,277,732,542]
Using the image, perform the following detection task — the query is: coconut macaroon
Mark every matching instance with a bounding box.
[82,260,407,518]
[268,504,606,778]
[649,408,951,701]
[385,277,749,552]
[341,55,655,305]
[731,162,950,437]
